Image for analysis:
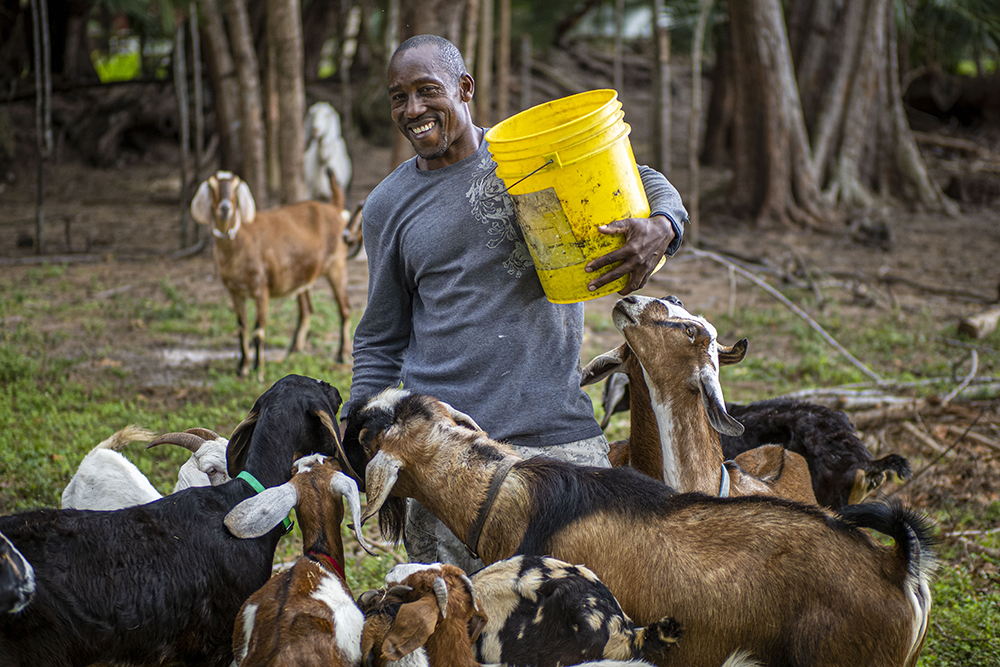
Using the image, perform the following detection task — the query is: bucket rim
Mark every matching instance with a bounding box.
[493,124,633,182]
[486,89,621,147]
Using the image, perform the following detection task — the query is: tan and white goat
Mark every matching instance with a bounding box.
[345,388,937,667]
[226,453,375,667]
[191,171,352,379]
[581,295,816,504]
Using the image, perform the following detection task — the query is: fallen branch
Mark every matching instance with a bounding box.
[692,248,884,383]
[874,269,997,304]
[942,350,978,405]
[912,130,993,159]
[901,421,953,457]
[945,425,1000,454]
[957,536,1000,560]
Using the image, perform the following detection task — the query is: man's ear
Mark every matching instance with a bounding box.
[460,72,475,103]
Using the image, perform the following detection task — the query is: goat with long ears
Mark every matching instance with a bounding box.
[0,374,345,667]
[345,388,936,667]
[191,170,352,379]
[227,453,376,667]
[581,294,816,504]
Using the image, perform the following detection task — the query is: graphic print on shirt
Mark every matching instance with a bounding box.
[465,156,533,278]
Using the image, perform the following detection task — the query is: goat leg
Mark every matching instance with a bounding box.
[325,267,352,363]
[289,291,312,356]
[232,297,252,379]
[253,292,269,381]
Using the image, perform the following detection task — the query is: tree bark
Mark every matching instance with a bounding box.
[223,0,267,201]
[302,0,341,82]
[729,0,826,227]
[268,0,308,203]
[199,0,243,173]
[475,0,494,126]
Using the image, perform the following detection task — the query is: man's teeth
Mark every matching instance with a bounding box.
[412,122,434,135]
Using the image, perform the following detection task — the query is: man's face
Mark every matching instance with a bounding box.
[388,44,475,167]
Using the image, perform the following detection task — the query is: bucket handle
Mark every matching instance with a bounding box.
[492,158,554,196]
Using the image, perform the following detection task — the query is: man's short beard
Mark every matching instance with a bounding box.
[415,141,449,161]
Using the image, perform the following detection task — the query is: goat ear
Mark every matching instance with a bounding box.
[439,401,483,432]
[698,368,745,437]
[190,180,214,226]
[360,450,403,527]
[718,338,749,366]
[581,344,631,386]
[468,607,488,643]
[382,596,440,661]
[226,411,258,477]
[234,179,257,224]
[224,483,298,538]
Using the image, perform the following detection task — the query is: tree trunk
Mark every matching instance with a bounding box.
[700,28,732,167]
[223,0,267,201]
[302,0,341,82]
[475,0,494,126]
[199,0,243,173]
[497,0,510,121]
[728,0,826,227]
[268,0,308,203]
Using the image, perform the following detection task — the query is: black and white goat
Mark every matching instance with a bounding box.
[359,556,683,667]
[226,453,375,667]
[344,388,937,667]
[0,374,345,667]
[61,426,230,511]
[363,562,758,667]
[0,531,34,615]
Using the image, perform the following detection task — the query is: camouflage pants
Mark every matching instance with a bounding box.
[402,434,610,573]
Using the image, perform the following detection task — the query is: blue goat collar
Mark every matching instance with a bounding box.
[237,471,293,532]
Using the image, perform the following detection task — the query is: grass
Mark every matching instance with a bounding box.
[1,260,998,665]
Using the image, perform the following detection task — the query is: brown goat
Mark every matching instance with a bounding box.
[581,295,817,504]
[226,453,374,667]
[346,388,937,667]
[191,171,352,379]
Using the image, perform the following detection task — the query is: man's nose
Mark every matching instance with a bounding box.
[404,94,426,119]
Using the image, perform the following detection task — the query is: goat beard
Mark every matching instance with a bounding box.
[379,497,407,543]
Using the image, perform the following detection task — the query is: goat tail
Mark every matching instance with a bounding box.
[325,166,346,211]
[97,425,157,452]
[836,500,938,666]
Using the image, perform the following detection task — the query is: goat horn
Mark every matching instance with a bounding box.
[459,573,481,612]
[440,402,484,432]
[147,432,207,453]
[359,451,402,527]
[185,427,222,441]
[329,471,378,556]
[432,576,449,619]
[314,410,362,484]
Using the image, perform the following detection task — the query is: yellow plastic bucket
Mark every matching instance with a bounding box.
[486,89,649,303]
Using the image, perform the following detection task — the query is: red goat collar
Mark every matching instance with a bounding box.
[309,550,345,580]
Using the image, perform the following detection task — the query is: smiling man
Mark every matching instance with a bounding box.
[342,34,689,571]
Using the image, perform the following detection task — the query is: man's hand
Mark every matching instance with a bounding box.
[585,214,675,295]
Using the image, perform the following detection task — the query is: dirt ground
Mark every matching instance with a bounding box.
[2,74,1000,598]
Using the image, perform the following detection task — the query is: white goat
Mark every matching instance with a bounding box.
[61,426,229,511]
[305,102,352,200]
[0,531,34,615]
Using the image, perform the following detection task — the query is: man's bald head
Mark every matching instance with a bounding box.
[390,34,468,87]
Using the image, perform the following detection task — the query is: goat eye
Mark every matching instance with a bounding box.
[685,326,695,338]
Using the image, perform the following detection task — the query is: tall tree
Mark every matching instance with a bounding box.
[198,0,244,173]
[267,0,308,203]
[223,0,266,201]
[724,0,956,227]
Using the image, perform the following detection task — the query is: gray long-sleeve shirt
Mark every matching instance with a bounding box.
[343,135,687,447]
